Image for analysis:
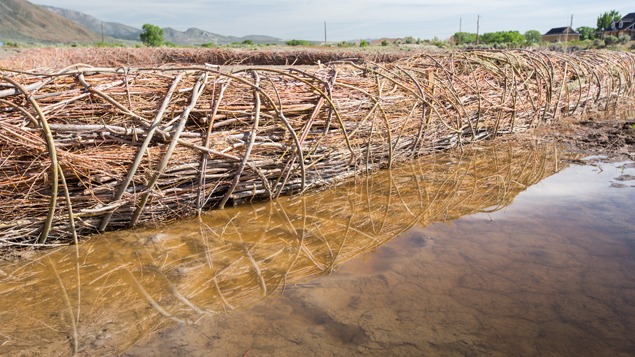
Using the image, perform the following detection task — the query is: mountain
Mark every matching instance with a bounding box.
[42,5,283,45]
[0,0,100,43]
[42,5,141,41]
[162,27,282,45]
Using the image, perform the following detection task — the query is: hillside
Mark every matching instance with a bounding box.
[41,5,282,45]
[42,5,141,41]
[0,0,99,43]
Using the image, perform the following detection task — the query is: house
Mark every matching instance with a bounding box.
[602,12,635,40]
[541,27,580,43]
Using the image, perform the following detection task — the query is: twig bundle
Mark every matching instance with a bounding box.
[1,49,634,245]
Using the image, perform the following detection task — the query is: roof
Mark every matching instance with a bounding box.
[619,13,635,29]
[621,12,635,21]
[543,27,578,36]
[607,13,635,31]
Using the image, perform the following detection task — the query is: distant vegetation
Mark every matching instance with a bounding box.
[453,30,531,46]
[285,39,313,46]
[597,10,621,31]
[576,26,597,41]
[140,24,164,47]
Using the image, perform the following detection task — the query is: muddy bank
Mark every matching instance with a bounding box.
[531,111,635,162]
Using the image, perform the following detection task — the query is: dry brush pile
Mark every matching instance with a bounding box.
[0,47,409,69]
[1,49,634,245]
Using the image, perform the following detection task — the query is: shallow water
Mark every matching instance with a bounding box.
[1,141,634,356]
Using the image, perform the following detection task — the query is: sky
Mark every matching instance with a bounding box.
[30,0,631,41]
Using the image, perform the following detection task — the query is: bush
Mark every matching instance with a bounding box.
[604,35,619,46]
[592,39,606,48]
[285,39,312,46]
[201,43,216,48]
[359,39,369,47]
[337,41,354,48]
[381,40,389,46]
[618,35,630,45]
[242,39,254,45]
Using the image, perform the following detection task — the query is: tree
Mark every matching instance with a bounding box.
[453,32,477,45]
[596,10,621,31]
[576,26,596,41]
[480,31,525,45]
[140,24,164,47]
[524,30,542,44]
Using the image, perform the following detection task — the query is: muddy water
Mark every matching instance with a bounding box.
[1,141,634,356]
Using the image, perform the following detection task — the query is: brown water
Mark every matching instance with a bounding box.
[1,141,634,356]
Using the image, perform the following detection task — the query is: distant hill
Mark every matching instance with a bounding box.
[42,5,283,45]
[162,27,283,45]
[42,5,141,41]
[0,0,100,43]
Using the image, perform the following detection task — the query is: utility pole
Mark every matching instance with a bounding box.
[324,21,327,43]
[458,17,462,45]
[476,15,480,45]
[565,14,573,51]
[101,22,104,43]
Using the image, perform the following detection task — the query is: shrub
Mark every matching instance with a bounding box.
[359,39,369,47]
[604,35,619,46]
[592,39,605,48]
[286,39,312,46]
[337,41,354,47]
[618,35,630,45]
[381,40,389,46]
[242,39,254,45]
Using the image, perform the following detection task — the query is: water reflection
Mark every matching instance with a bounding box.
[0,142,564,356]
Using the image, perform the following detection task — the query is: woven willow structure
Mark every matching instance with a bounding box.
[0,50,634,244]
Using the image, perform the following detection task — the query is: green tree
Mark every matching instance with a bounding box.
[140,24,164,47]
[480,31,525,45]
[454,32,477,45]
[524,30,542,44]
[576,26,597,41]
[596,10,621,31]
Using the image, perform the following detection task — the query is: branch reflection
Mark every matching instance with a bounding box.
[0,141,566,355]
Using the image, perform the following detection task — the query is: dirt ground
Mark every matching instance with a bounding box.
[529,111,635,162]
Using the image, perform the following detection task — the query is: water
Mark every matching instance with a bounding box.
[1,141,634,356]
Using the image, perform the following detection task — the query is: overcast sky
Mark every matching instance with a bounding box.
[30,0,631,41]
